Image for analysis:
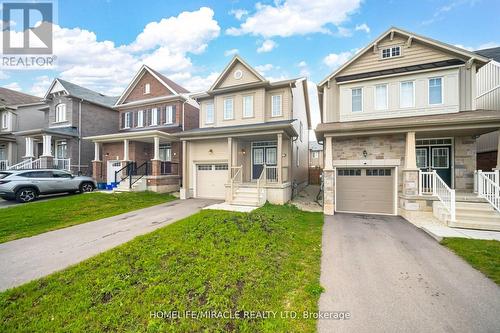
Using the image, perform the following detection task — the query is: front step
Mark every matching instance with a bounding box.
[433,199,500,231]
[230,186,264,207]
[114,177,147,192]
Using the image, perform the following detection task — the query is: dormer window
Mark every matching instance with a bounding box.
[381,46,401,59]
[1,111,9,129]
[144,83,151,94]
[55,103,67,123]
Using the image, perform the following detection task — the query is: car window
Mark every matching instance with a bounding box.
[20,171,53,178]
[0,172,11,179]
[52,171,72,178]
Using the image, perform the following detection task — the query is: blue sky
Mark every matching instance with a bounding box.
[1,0,499,111]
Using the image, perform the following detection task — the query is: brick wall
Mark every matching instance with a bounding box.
[124,71,173,103]
[477,151,497,171]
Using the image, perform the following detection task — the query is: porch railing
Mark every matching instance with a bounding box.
[0,160,9,171]
[229,165,243,203]
[419,170,455,222]
[8,158,41,170]
[264,165,278,183]
[160,161,179,175]
[474,170,497,193]
[53,158,71,171]
[476,170,500,214]
[256,166,267,205]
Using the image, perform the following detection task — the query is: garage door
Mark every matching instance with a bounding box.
[196,163,228,199]
[336,168,395,215]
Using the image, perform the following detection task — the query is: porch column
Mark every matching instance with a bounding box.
[41,135,52,157]
[24,137,34,158]
[404,131,417,169]
[228,137,233,182]
[277,133,283,183]
[94,142,100,161]
[151,136,161,177]
[123,139,129,161]
[180,140,188,199]
[323,136,335,215]
[402,132,420,211]
[153,136,160,160]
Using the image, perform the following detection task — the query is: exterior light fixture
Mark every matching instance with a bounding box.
[363,150,368,158]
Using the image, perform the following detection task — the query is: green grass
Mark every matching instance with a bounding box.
[0,192,176,244]
[441,238,500,285]
[0,204,324,332]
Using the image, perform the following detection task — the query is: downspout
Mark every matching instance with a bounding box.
[78,99,83,173]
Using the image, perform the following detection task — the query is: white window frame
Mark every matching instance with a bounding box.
[1,112,9,129]
[55,103,67,123]
[165,105,174,124]
[124,112,132,129]
[374,84,388,110]
[380,45,402,59]
[299,121,303,142]
[137,110,144,127]
[223,97,234,120]
[296,146,300,167]
[271,95,282,117]
[312,151,319,159]
[150,108,158,126]
[351,88,363,112]
[428,77,443,105]
[399,81,415,108]
[205,102,214,124]
[144,83,150,94]
[243,95,254,118]
[55,140,68,159]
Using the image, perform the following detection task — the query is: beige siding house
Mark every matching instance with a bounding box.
[178,56,311,206]
[316,27,500,231]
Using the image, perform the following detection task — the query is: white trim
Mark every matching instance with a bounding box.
[428,76,444,105]
[380,45,402,60]
[374,84,388,110]
[242,95,254,118]
[271,94,282,117]
[399,80,415,108]
[144,83,151,94]
[43,79,69,100]
[351,87,363,112]
[208,55,267,92]
[205,101,215,124]
[223,97,234,120]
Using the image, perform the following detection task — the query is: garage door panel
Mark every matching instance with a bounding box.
[196,164,227,199]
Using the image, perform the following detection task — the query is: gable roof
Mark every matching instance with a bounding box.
[208,55,267,92]
[475,47,500,63]
[44,78,118,108]
[318,26,490,87]
[0,87,41,107]
[115,65,190,106]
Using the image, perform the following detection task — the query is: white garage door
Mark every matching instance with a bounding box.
[336,168,395,215]
[196,163,228,199]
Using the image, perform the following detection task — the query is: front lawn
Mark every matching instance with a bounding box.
[0,192,176,244]
[441,238,500,285]
[0,204,324,332]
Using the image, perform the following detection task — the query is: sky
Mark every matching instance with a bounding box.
[1,0,499,131]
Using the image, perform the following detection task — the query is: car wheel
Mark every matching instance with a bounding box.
[80,182,95,193]
[15,188,38,203]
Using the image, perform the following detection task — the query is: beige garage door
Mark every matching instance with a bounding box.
[196,163,228,199]
[336,168,395,215]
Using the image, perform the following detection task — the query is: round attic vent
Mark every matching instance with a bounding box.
[234,69,243,80]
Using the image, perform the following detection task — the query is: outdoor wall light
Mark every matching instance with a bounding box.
[363,150,368,158]
[282,153,287,158]
[208,149,213,154]
[241,149,246,155]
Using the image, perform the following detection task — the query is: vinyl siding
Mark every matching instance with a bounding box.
[217,62,262,89]
[476,61,500,110]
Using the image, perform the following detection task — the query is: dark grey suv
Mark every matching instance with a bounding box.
[0,170,96,203]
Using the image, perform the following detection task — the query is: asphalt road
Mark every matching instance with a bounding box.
[318,213,500,333]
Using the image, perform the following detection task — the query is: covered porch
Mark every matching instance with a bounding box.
[0,135,16,170]
[85,130,181,193]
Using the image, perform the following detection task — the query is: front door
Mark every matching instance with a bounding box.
[107,160,122,184]
[252,146,277,180]
[0,145,6,160]
[416,145,452,187]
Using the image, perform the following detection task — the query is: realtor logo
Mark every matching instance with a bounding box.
[2,2,53,54]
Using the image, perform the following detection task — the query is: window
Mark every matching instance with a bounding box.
[299,121,303,142]
[253,148,264,164]
[375,84,388,110]
[416,148,428,168]
[337,169,361,176]
[197,164,212,171]
[381,46,401,59]
[296,146,299,167]
[165,106,174,124]
[266,148,277,165]
[144,83,150,94]
[124,112,132,128]
[55,141,67,159]
[271,95,282,117]
[55,104,66,123]
[429,77,443,105]
[351,88,362,112]
[52,171,72,178]
[214,164,228,170]
[312,151,319,158]
[205,102,214,124]
[1,112,8,129]
[366,169,392,176]
[150,108,158,126]
[159,144,171,161]
[432,148,449,168]
[137,110,144,127]
[223,97,234,120]
[243,95,254,118]
[400,81,414,108]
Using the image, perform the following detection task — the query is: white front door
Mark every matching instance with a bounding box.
[107,160,122,184]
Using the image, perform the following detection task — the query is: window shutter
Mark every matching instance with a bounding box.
[120,112,125,129]
[172,105,177,124]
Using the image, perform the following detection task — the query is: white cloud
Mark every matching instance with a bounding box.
[297,60,310,77]
[29,75,52,97]
[226,0,362,38]
[229,9,248,20]
[355,23,370,33]
[224,48,239,56]
[323,51,353,69]
[0,71,9,80]
[257,39,277,53]
[2,82,21,91]
[255,63,274,74]
[454,42,500,51]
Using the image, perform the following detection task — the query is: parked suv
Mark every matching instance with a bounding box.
[0,170,96,203]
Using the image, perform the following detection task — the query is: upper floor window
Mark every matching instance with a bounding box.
[223,97,234,120]
[299,121,303,142]
[243,95,254,118]
[271,95,282,117]
[144,83,151,94]
[124,112,132,128]
[400,81,414,108]
[205,102,214,124]
[165,105,175,124]
[1,112,8,129]
[375,84,388,110]
[381,46,401,59]
[351,88,362,112]
[312,151,319,159]
[55,103,66,123]
[137,110,144,127]
[429,77,443,105]
[150,108,158,126]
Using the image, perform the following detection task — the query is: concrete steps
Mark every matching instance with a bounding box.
[114,177,147,192]
[230,186,264,207]
[434,199,500,231]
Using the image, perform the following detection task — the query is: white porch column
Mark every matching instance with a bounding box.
[24,137,34,157]
[277,133,283,183]
[404,131,417,169]
[153,136,160,160]
[94,142,100,161]
[323,136,335,215]
[180,140,188,199]
[42,135,52,157]
[228,137,233,181]
[123,139,129,161]
[324,136,333,170]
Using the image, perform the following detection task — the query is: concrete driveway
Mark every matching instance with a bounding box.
[0,198,219,291]
[319,213,500,333]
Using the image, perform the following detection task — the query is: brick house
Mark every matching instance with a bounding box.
[85,65,199,193]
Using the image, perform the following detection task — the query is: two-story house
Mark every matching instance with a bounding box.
[85,65,199,193]
[10,79,118,174]
[178,55,311,206]
[315,27,500,231]
[0,88,44,170]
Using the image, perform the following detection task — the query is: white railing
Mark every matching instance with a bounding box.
[264,165,278,183]
[257,166,267,205]
[229,165,242,203]
[53,158,71,171]
[419,170,455,221]
[8,158,41,170]
[0,160,9,170]
[474,170,497,193]
[477,170,500,213]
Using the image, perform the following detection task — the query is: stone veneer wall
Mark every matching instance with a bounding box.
[454,136,476,191]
